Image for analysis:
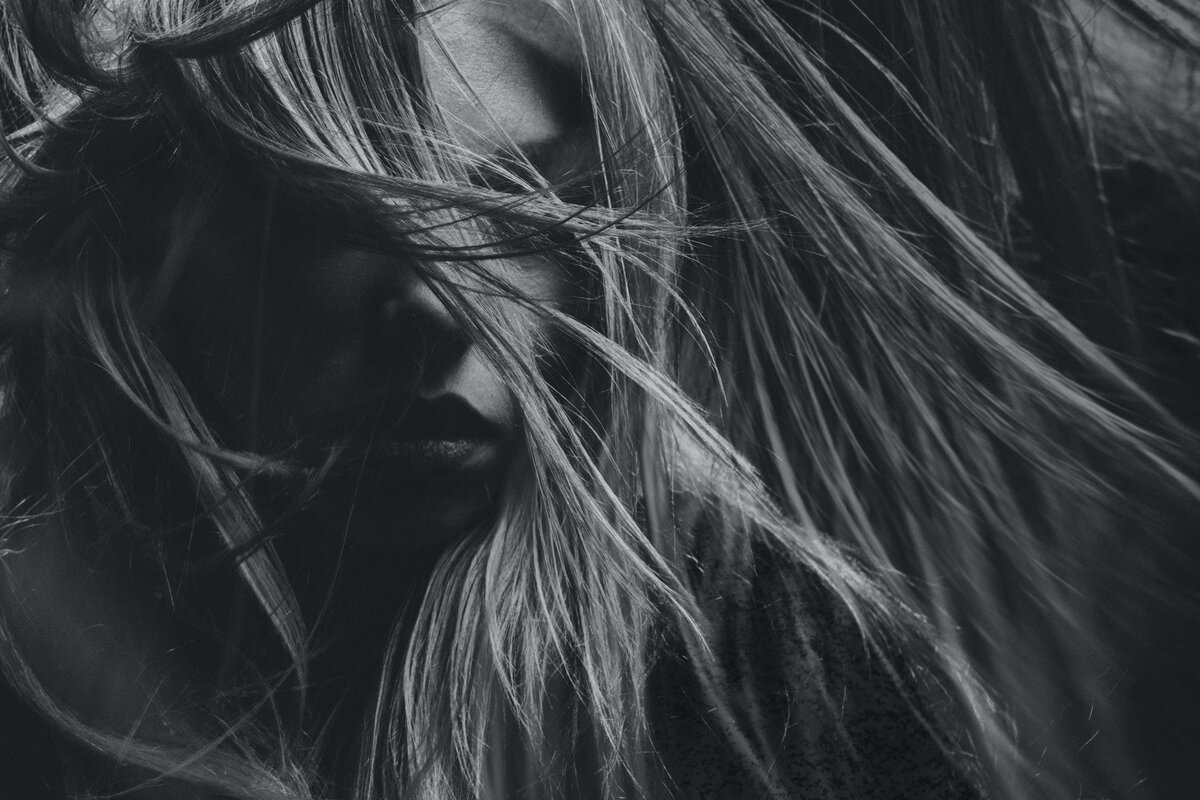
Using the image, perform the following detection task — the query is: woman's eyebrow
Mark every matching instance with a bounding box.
[501,125,596,182]
[512,137,567,174]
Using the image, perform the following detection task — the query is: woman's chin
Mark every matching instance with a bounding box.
[311,470,500,552]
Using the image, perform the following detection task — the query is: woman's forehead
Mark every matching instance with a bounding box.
[419,0,585,157]
[425,0,582,66]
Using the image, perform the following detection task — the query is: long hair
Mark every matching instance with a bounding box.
[0,0,1195,798]
[677,2,1200,797]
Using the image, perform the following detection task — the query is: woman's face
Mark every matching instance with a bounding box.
[169,0,593,550]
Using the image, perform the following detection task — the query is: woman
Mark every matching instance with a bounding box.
[0,0,1194,798]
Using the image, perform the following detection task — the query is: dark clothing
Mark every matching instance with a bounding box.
[648,538,983,799]
[0,539,983,799]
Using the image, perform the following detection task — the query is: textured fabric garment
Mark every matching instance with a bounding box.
[647,537,985,799]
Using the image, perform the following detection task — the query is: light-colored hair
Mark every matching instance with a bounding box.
[0,0,1195,798]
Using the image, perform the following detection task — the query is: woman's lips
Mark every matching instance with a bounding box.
[321,394,514,479]
[362,434,507,476]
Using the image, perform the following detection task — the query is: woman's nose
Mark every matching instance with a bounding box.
[373,270,471,382]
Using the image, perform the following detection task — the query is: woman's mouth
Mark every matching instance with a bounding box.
[362,434,505,476]
[330,394,514,479]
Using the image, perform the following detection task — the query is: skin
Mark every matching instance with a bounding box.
[168,0,594,550]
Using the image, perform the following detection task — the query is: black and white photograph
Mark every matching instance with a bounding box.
[0,1,1197,797]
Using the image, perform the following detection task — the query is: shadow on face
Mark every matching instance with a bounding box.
[163,0,597,552]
